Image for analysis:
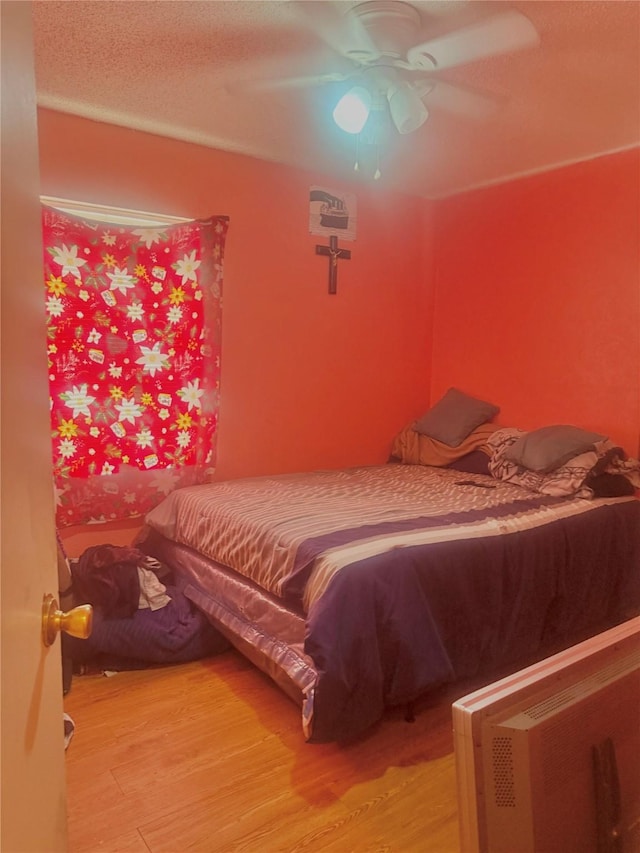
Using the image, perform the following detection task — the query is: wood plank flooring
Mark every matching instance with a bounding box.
[63,650,466,852]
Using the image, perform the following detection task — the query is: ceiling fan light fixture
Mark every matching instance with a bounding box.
[332,85,372,134]
[387,82,428,134]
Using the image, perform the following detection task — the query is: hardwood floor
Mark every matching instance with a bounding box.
[63,649,464,852]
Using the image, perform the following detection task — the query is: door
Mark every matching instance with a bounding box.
[1,2,68,850]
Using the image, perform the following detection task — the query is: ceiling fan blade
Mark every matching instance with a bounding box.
[419,79,502,120]
[226,70,354,96]
[407,9,540,71]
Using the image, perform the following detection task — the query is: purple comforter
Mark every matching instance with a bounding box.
[304,498,640,740]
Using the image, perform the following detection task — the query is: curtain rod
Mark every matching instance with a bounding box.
[40,195,206,226]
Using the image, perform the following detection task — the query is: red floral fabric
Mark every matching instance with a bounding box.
[42,206,228,528]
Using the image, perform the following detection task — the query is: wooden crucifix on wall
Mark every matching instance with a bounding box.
[315,235,351,295]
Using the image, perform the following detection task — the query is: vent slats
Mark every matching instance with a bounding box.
[492,736,516,807]
[521,650,639,721]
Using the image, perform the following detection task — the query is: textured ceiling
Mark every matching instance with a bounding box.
[32,0,640,199]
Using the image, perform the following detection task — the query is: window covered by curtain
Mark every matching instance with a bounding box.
[42,205,229,528]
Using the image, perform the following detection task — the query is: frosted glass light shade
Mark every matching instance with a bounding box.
[388,83,428,134]
[332,86,372,134]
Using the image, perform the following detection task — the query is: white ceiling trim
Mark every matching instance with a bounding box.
[429,142,640,200]
[39,96,640,204]
[37,93,287,171]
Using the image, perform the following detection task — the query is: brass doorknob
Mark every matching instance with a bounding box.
[42,593,93,647]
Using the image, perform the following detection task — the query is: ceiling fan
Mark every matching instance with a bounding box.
[229,1,540,136]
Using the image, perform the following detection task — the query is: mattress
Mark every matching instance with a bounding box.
[138,464,640,742]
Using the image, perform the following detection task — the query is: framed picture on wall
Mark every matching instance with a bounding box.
[309,186,357,241]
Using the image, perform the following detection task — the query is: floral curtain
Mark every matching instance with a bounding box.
[42,205,228,528]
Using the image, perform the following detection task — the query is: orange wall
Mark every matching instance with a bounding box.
[37,109,434,553]
[431,148,640,456]
[39,110,639,554]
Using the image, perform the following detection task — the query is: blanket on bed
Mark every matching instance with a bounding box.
[488,428,640,497]
[144,464,578,608]
[390,421,498,466]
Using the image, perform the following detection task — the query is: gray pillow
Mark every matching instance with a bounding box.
[414,388,499,447]
[504,425,607,473]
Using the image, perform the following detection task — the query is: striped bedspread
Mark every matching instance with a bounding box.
[143,463,620,611]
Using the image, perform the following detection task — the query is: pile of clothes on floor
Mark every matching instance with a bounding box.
[64,543,229,673]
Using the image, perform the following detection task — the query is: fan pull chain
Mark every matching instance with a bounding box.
[353,133,382,180]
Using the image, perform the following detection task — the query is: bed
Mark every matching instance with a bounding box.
[136,417,640,743]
